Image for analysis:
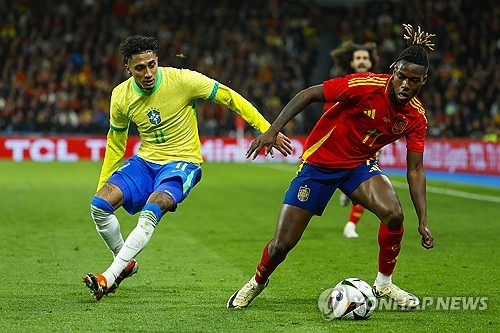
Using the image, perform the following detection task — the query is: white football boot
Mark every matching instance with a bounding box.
[343,221,359,238]
[373,281,420,309]
[227,276,268,309]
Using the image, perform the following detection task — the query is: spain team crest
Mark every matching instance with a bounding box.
[392,116,408,134]
[297,185,310,202]
[147,109,161,125]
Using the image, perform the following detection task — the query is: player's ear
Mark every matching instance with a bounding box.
[124,65,131,75]
[422,75,428,85]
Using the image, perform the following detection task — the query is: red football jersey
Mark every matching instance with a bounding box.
[302,73,427,169]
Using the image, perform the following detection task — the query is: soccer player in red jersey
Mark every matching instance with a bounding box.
[228,24,435,310]
[327,40,379,238]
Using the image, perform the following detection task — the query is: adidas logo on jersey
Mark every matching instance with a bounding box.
[364,109,376,119]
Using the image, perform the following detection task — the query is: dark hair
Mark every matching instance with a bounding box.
[119,35,159,64]
[390,24,435,71]
[330,40,379,74]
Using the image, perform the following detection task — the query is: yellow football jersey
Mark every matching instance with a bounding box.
[97,66,271,190]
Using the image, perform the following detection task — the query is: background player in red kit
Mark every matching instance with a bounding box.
[327,40,379,238]
[228,24,435,310]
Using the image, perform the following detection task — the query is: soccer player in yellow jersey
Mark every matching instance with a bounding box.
[83,35,292,300]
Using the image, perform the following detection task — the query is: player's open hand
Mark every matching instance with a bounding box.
[418,224,434,249]
[246,131,292,160]
[268,132,293,158]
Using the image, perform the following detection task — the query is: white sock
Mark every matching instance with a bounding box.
[375,272,392,286]
[102,214,156,286]
[91,207,124,257]
[346,221,357,229]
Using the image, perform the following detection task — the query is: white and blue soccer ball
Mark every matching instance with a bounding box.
[319,278,377,320]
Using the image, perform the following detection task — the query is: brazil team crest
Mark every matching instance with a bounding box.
[147,109,161,125]
[297,185,310,202]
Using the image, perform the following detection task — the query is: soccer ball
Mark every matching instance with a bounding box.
[319,278,377,320]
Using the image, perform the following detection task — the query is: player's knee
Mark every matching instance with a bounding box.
[268,239,291,259]
[90,196,115,225]
[148,191,176,213]
[384,209,404,230]
[140,203,163,227]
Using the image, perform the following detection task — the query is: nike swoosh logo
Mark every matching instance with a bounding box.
[118,162,130,171]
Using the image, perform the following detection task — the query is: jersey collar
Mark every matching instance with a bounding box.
[132,67,163,96]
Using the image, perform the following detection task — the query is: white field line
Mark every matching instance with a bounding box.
[254,163,500,204]
[391,181,500,203]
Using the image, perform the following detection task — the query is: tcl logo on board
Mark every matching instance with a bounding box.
[0,136,498,175]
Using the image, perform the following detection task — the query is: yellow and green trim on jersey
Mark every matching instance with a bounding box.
[97,67,271,190]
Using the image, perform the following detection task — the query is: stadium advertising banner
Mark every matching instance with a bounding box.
[0,136,499,175]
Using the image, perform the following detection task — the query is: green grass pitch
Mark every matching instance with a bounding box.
[0,161,498,332]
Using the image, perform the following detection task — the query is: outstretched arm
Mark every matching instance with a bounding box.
[406,150,433,249]
[246,85,326,159]
[213,83,292,157]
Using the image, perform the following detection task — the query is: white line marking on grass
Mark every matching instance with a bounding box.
[391,181,500,203]
[253,163,500,203]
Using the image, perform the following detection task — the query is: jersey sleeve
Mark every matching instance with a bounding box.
[96,89,129,191]
[109,89,130,132]
[97,129,128,191]
[405,116,427,153]
[212,83,270,133]
[323,77,351,103]
[178,69,217,100]
[323,73,386,104]
[180,69,270,133]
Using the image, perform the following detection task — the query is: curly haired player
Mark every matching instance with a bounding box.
[83,35,292,300]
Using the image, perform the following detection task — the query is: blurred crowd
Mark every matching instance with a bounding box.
[0,0,498,142]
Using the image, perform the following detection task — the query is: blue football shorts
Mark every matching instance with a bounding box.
[283,159,383,216]
[107,155,202,215]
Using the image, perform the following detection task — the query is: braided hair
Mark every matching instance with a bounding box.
[390,24,435,71]
[119,35,159,64]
